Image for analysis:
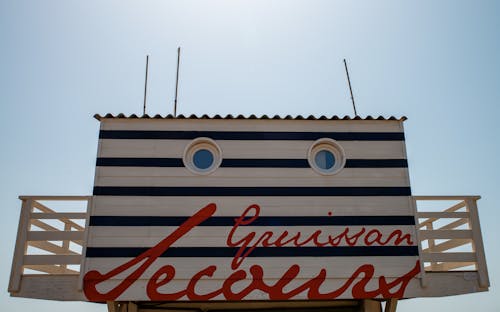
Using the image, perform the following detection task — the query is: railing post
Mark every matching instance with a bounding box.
[61,222,71,269]
[8,198,33,292]
[78,196,93,290]
[466,198,489,288]
[411,197,427,287]
[426,223,437,270]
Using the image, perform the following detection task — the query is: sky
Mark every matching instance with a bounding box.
[0,0,499,311]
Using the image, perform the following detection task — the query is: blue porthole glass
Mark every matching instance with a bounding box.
[193,149,214,170]
[314,150,335,170]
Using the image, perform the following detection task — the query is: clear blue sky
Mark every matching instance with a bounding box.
[1,1,499,311]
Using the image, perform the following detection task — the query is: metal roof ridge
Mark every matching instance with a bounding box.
[93,113,407,121]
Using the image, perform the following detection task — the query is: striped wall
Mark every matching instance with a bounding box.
[83,118,419,302]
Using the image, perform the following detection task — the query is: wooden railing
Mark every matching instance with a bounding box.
[9,195,489,295]
[8,196,91,293]
[414,196,489,288]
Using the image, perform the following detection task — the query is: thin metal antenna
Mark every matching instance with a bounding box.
[343,58,358,116]
[143,55,149,115]
[173,47,181,117]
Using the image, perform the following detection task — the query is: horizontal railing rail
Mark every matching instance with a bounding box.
[8,196,92,293]
[413,196,489,288]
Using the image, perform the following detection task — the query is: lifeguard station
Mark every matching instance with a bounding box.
[8,114,489,312]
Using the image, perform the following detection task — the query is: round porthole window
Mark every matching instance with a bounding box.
[193,149,214,169]
[308,138,345,175]
[183,138,222,175]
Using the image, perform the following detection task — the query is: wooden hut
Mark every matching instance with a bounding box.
[8,114,489,312]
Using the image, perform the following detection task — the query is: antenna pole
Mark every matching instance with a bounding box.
[143,55,149,115]
[343,59,358,116]
[174,47,181,117]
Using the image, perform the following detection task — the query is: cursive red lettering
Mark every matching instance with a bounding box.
[147,265,185,300]
[364,229,383,246]
[186,266,223,300]
[382,230,414,246]
[84,203,217,301]
[84,203,421,302]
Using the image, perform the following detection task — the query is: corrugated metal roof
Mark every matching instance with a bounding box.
[94,113,407,121]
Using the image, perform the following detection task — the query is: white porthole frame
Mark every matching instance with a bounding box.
[183,137,222,175]
[307,138,346,175]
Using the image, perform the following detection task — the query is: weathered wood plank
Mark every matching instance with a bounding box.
[95,173,410,187]
[419,230,472,240]
[27,231,84,242]
[99,140,407,159]
[137,300,361,310]
[97,167,408,179]
[85,257,420,280]
[421,252,476,263]
[384,299,397,312]
[30,212,87,220]
[78,197,93,291]
[88,272,419,301]
[10,275,85,301]
[19,195,92,201]
[424,262,476,271]
[417,212,469,219]
[10,271,489,301]
[23,255,82,265]
[466,198,490,287]
[91,196,413,216]
[8,199,32,292]
[24,264,79,274]
[88,225,416,247]
[100,119,404,132]
[413,196,480,201]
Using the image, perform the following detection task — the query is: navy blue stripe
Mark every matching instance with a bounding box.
[345,159,408,168]
[96,158,184,167]
[85,246,418,258]
[222,159,309,168]
[99,130,405,141]
[95,158,408,168]
[93,186,411,196]
[89,215,415,226]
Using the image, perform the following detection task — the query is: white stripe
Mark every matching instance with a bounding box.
[91,196,413,216]
[101,119,404,132]
[99,139,407,159]
[95,169,409,187]
[88,225,416,248]
[84,256,420,280]
[108,276,420,301]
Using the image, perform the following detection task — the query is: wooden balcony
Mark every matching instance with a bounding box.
[413,196,490,293]
[8,195,489,304]
[8,196,91,301]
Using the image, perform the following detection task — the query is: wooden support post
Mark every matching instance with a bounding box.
[384,299,398,312]
[362,299,382,312]
[107,301,131,312]
[128,302,138,312]
[8,199,33,292]
[107,301,119,312]
[466,198,490,288]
